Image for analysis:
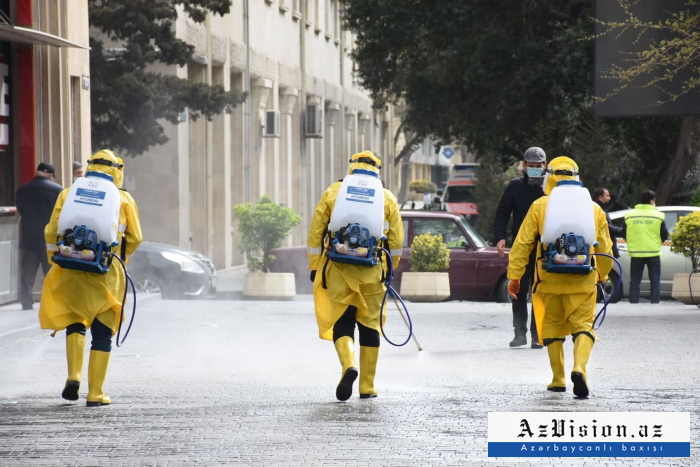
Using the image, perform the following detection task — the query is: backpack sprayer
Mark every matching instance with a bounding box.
[541,232,594,275]
[54,225,114,274]
[326,223,380,267]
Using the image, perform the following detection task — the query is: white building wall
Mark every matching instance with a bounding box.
[133,1,391,268]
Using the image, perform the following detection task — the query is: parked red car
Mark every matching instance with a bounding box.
[270,211,512,302]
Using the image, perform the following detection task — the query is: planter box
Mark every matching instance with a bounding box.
[399,271,450,303]
[243,272,296,300]
[671,273,700,305]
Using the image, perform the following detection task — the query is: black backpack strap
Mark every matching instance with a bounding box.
[120,237,127,261]
[533,238,544,294]
[321,256,330,289]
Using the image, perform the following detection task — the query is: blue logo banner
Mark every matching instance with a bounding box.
[488,442,690,458]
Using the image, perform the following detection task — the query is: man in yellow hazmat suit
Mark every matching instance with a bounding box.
[40,149,142,407]
[506,156,612,398]
[308,151,404,401]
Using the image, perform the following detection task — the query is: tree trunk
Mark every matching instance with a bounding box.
[655,117,696,205]
[398,159,411,204]
[394,133,420,203]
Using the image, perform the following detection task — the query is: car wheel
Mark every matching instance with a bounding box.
[134,277,171,297]
[496,279,511,303]
[600,270,622,303]
[496,278,532,304]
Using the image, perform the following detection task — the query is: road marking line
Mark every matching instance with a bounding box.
[0,324,39,338]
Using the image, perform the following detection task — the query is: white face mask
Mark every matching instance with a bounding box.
[526,167,544,178]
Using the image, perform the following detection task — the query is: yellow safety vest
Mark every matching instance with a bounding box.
[624,204,664,257]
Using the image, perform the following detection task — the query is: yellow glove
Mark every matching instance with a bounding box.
[507,280,520,300]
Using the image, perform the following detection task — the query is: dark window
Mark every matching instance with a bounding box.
[444,185,476,203]
[413,219,467,249]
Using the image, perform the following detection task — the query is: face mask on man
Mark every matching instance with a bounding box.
[525,167,545,185]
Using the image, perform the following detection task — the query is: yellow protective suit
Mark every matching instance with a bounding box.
[507,156,612,396]
[308,151,404,341]
[39,150,143,335]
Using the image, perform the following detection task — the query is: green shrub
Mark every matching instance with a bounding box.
[691,185,700,207]
[670,211,700,271]
[409,233,451,272]
[234,194,301,272]
[409,179,437,194]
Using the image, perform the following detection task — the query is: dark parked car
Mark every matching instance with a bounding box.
[270,211,512,301]
[128,242,217,299]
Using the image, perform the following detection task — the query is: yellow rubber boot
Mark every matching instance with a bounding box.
[359,346,379,399]
[545,340,566,392]
[86,350,112,407]
[571,335,594,398]
[334,336,358,401]
[62,333,85,401]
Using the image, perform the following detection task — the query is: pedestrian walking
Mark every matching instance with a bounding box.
[308,151,404,401]
[507,156,613,398]
[15,162,62,310]
[494,147,546,348]
[39,150,142,406]
[622,190,669,304]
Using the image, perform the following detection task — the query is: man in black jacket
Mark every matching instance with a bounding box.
[592,187,622,259]
[15,162,62,310]
[494,147,546,348]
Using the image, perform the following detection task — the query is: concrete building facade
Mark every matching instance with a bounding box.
[126,1,395,269]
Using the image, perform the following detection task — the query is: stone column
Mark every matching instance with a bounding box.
[358,112,371,155]
[307,95,322,211]
[325,102,339,185]
[280,88,298,246]
[251,78,273,200]
[345,108,356,158]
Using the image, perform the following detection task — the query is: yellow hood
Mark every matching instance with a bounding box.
[544,156,579,195]
[348,150,381,177]
[87,150,124,188]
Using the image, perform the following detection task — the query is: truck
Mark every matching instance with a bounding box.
[442,163,479,221]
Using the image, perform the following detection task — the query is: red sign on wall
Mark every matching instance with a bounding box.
[0,54,9,152]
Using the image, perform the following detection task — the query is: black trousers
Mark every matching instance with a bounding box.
[333,305,380,347]
[513,251,538,340]
[629,256,661,304]
[66,319,112,352]
[19,249,51,309]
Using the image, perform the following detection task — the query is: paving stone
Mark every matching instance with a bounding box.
[0,298,697,465]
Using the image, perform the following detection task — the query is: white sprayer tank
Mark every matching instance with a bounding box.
[57,174,121,245]
[328,173,385,238]
[541,180,596,245]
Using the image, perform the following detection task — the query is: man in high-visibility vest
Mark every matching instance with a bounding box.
[622,190,669,304]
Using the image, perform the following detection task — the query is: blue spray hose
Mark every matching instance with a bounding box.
[111,253,137,347]
[591,253,623,330]
[689,266,700,308]
[379,248,413,346]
